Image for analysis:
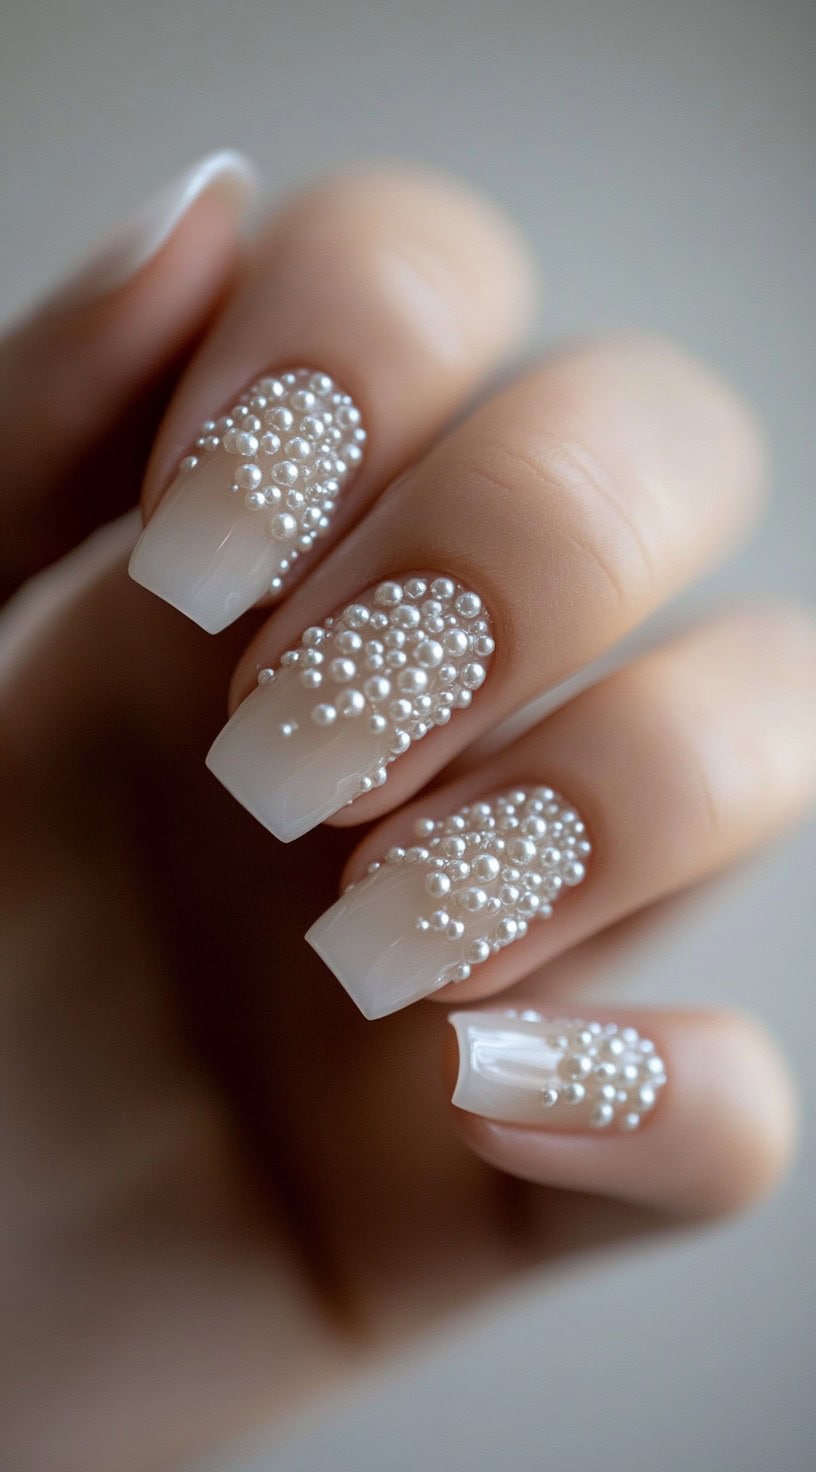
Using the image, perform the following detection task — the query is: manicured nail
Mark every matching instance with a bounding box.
[450,1011,667,1130]
[306,786,589,1019]
[56,149,258,307]
[207,576,494,841]
[129,369,366,632]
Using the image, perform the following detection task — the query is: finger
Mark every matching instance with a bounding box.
[448,1006,795,1217]
[209,337,764,842]
[0,151,255,602]
[306,604,816,1018]
[128,169,535,633]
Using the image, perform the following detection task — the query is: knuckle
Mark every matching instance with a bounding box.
[460,430,662,617]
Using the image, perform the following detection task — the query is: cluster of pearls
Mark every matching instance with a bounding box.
[509,1011,667,1130]
[178,369,365,593]
[365,787,589,987]
[258,577,494,800]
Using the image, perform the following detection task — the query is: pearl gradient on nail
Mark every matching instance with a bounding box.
[306,785,588,1018]
[450,1011,667,1130]
[129,368,365,632]
[206,576,494,842]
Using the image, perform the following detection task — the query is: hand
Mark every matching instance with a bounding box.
[2,156,813,1472]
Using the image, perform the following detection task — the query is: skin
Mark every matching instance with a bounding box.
[0,169,813,1472]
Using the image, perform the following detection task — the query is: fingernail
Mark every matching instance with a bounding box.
[56,149,258,307]
[207,576,494,841]
[306,785,589,1019]
[129,369,366,632]
[450,1011,667,1130]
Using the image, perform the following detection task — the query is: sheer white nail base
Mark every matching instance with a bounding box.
[129,369,366,633]
[306,786,588,1019]
[207,577,494,843]
[450,1011,667,1130]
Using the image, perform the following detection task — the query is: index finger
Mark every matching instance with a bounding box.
[129,168,536,632]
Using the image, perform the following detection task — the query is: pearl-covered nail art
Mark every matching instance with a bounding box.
[206,576,494,843]
[306,786,588,1018]
[449,1011,667,1130]
[129,369,366,633]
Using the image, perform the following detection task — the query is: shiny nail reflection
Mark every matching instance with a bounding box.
[450,1011,667,1131]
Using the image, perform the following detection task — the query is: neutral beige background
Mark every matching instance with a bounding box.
[1,1,814,1469]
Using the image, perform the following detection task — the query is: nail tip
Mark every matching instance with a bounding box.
[204,745,303,843]
[128,549,227,634]
[304,928,377,1020]
[447,1013,471,1108]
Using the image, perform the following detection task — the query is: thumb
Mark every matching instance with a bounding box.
[0,149,257,602]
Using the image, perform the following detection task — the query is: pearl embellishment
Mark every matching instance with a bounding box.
[355,786,591,988]
[258,576,494,802]
[178,368,365,593]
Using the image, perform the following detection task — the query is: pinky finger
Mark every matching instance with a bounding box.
[449,1007,796,1218]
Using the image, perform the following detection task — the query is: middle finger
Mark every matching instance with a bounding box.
[208,335,763,841]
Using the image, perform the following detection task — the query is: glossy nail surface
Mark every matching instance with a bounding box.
[130,370,366,632]
[207,577,494,842]
[450,1011,667,1130]
[307,786,588,1018]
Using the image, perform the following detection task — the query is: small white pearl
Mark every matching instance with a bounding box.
[330,658,357,683]
[455,591,482,618]
[375,580,403,607]
[270,512,297,540]
[467,939,491,964]
[443,628,468,657]
[311,703,337,726]
[496,917,518,942]
[272,460,299,487]
[234,463,262,490]
[234,431,259,456]
[415,639,444,668]
[459,887,488,913]
[462,661,487,690]
[364,675,391,702]
[336,689,365,718]
[426,871,451,898]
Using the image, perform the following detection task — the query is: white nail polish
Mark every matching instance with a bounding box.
[207,576,494,841]
[55,149,258,307]
[129,369,366,632]
[450,1011,667,1130]
[306,785,589,1018]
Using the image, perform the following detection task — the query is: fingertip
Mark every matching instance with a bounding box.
[444,1007,798,1223]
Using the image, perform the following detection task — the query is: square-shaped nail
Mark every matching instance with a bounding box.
[129,369,366,632]
[449,1011,666,1131]
[206,576,494,841]
[306,786,590,1018]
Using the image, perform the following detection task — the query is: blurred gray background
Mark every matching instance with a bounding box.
[1,1,813,1469]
